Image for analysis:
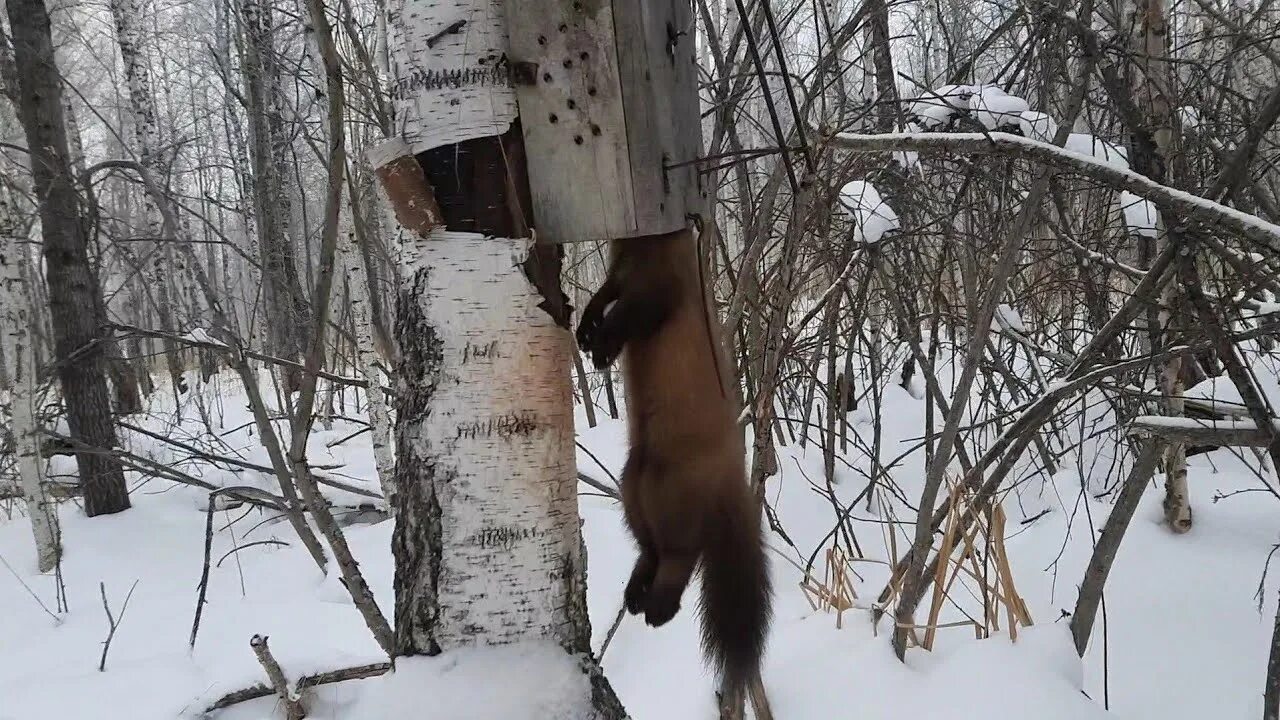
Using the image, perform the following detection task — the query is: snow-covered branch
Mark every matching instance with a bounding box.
[827,131,1280,250]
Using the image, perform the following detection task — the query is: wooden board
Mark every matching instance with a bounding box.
[611,0,705,232]
[505,0,705,243]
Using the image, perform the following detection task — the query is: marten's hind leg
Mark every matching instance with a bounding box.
[625,548,658,615]
[643,549,699,627]
[639,465,703,627]
[620,452,658,615]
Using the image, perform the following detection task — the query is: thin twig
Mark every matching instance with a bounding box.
[0,552,61,623]
[99,580,139,672]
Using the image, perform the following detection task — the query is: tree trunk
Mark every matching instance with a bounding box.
[6,0,131,516]
[0,192,61,571]
[1070,441,1161,655]
[384,0,623,714]
[241,0,309,389]
[1123,0,1192,532]
[109,0,184,395]
[1266,585,1280,720]
[340,228,396,508]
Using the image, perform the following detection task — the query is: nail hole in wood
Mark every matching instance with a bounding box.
[579,51,589,61]
[590,124,601,136]
[563,59,573,68]
[574,135,584,145]
[549,113,559,123]
[587,86,597,96]
[567,99,576,109]
[543,72,553,82]
[537,35,547,45]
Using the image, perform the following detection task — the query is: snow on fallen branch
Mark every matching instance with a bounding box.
[249,635,305,720]
[1127,415,1278,448]
[827,131,1280,250]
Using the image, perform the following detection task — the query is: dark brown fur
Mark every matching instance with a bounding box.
[575,228,771,697]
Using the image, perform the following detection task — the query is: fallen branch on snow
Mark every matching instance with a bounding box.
[249,635,306,720]
[202,661,390,715]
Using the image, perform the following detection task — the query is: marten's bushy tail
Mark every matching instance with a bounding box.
[698,494,772,696]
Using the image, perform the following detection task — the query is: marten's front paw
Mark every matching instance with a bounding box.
[586,328,624,369]
[575,307,601,352]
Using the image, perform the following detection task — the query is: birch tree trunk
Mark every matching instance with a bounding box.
[383,0,623,714]
[241,0,310,389]
[108,0,185,394]
[1123,0,1192,532]
[341,227,396,508]
[6,0,132,516]
[0,191,61,572]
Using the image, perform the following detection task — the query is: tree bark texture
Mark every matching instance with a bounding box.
[1266,586,1280,720]
[0,198,62,571]
[384,0,623,715]
[341,228,397,508]
[6,0,132,516]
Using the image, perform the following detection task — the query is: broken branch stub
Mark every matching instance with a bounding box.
[369,137,444,238]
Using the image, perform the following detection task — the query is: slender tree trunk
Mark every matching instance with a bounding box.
[1070,442,1161,655]
[109,0,184,394]
[0,192,61,571]
[383,0,623,713]
[340,228,396,508]
[241,0,309,389]
[1266,586,1280,720]
[6,0,131,516]
[1123,0,1192,532]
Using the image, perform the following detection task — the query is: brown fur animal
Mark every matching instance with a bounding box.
[575,227,771,699]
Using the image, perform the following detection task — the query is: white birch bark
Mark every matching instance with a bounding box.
[109,0,183,389]
[1122,0,1193,532]
[340,229,396,508]
[385,0,619,714]
[394,231,584,648]
[1,200,61,573]
[386,0,517,151]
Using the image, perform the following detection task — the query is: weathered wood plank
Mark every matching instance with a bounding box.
[505,0,636,243]
[612,0,704,231]
[506,0,705,243]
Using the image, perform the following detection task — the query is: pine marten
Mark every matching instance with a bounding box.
[575,226,772,700]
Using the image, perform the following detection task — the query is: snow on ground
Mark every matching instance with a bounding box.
[1,364,1277,719]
